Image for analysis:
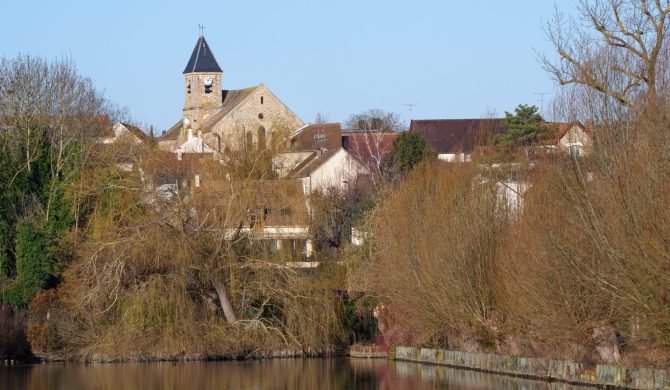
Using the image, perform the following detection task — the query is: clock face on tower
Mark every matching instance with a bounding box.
[203,76,213,87]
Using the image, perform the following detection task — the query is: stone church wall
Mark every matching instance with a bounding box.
[207,85,305,151]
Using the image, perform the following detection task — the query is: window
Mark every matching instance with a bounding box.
[570,144,581,158]
[246,132,253,151]
[187,83,191,94]
[313,134,327,142]
[258,126,266,150]
[260,96,264,104]
[258,113,264,120]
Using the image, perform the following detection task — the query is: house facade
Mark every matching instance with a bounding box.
[274,123,371,193]
[555,122,592,157]
[101,122,148,144]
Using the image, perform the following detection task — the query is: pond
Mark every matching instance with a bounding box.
[1,358,593,389]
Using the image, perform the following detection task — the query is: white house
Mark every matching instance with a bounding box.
[555,122,592,157]
[275,148,370,194]
[101,122,148,144]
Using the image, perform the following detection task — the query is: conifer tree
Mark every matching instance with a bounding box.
[497,104,544,148]
[392,132,430,174]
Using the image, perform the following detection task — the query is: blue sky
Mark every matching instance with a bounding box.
[1,0,575,131]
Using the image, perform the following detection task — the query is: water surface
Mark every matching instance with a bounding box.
[1,358,593,389]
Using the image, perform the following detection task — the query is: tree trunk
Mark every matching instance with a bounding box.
[211,276,237,323]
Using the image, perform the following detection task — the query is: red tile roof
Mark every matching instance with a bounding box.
[409,119,506,153]
[549,121,590,143]
[289,123,342,151]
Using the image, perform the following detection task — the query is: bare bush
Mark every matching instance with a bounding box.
[368,161,509,349]
[498,115,670,365]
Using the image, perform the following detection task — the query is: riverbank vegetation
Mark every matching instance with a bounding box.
[356,0,670,368]
[363,114,670,367]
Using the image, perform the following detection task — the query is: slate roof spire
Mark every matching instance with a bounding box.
[183,36,222,74]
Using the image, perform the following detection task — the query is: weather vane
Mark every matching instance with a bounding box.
[198,24,206,37]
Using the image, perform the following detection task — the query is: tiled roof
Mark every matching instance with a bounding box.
[119,122,148,142]
[409,119,506,154]
[161,119,183,141]
[289,123,342,151]
[183,36,222,74]
[550,121,590,143]
[287,149,339,178]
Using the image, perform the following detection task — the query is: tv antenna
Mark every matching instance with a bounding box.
[403,103,417,113]
[534,92,551,116]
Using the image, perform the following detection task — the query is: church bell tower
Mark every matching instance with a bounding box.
[183,35,223,131]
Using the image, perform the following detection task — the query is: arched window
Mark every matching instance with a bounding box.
[246,131,253,151]
[258,126,266,150]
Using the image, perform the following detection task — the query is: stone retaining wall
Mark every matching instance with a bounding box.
[393,346,669,389]
[349,345,389,359]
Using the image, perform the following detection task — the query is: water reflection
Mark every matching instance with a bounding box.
[1,358,592,389]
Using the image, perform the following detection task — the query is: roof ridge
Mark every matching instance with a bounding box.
[192,37,203,72]
[411,118,503,122]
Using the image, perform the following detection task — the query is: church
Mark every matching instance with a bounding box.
[158,35,306,153]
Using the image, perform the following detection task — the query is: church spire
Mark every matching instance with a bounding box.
[183,35,222,74]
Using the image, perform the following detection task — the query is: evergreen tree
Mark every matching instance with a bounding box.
[392,132,431,174]
[497,104,544,148]
[2,221,56,308]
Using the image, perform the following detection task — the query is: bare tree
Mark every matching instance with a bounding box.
[0,55,127,221]
[343,109,405,187]
[344,109,406,132]
[345,131,396,187]
[543,0,670,110]
[313,113,330,124]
